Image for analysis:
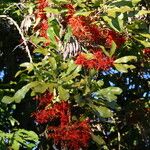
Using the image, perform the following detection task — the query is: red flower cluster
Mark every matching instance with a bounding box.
[75,50,113,70]
[105,30,126,48]
[48,119,91,150]
[32,91,91,149]
[33,100,70,124]
[65,5,126,47]
[37,0,48,11]
[68,16,101,44]
[34,0,50,45]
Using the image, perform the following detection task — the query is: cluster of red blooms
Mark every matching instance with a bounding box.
[75,50,113,70]
[68,16,102,44]
[33,99,69,125]
[48,119,90,150]
[105,30,126,48]
[33,91,91,149]
[65,4,126,48]
[34,0,50,45]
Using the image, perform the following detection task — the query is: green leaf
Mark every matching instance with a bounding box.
[103,16,119,32]
[114,56,137,63]
[44,7,59,14]
[114,64,128,73]
[49,57,57,70]
[64,26,72,42]
[32,83,48,94]
[94,105,113,118]
[50,19,60,37]
[118,13,124,30]
[2,82,39,104]
[60,65,81,82]
[114,64,136,73]
[11,140,20,150]
[107,6,133,18]
[97,87,122,102]
[91,133,106,145]
[20,62,34,73]
[14,129,39,148]
[75,10,93,17]
[99,45,110,57]
[58,86,69,100]
[110,41,117,56]
[109,0,133,8]
[47,27,58,47]
[140,33,150,39]
[51,0,68,5]
[66,60,77,75]
[135,38,150,47]
[15,70,26,77]
[137,10,150,16]
[8,116,19,126]
[91,0,102,6]
[84,85,90,95]
[97,80,104,87]
[30,36,46,45]
[16,129,39,141]
[132,0,141,6]
[34,48,48,55]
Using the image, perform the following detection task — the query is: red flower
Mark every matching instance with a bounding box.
[33,109,53,124]
[48,119,91,150]
[34,0,50,46]
[75,53,87,65]
[75,50,113,70]
[32,92,91,149]
[67,14,126,47]
[37,0,48,11]
[93,50,114,70]
[68,16,98,43]
[33,100,70,124]
[105,30,126,48]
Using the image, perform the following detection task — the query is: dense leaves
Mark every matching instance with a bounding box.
[0,0,149,149]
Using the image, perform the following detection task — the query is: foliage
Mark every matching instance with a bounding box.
[0,0,149,149]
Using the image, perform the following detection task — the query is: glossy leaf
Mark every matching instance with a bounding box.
[132,0,141,6]
[114,56,137,63]
[96,87,122,102]
[91,133,106,145]
[135,38,150,47]
[94,105,113,118]
[110,41,117,56]
[2,82,39,104]
[103,16,119,32]
[44,7,59,14]
[20,62,34,73]
[58,86,69,100]
[114,64,128,73]
[140,33,150,39]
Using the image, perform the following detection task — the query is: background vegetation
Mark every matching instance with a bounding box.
[0,0,149,149]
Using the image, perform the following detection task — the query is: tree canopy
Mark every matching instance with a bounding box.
[0,0,150,150]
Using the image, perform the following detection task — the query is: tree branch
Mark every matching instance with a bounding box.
[0,15,33,63]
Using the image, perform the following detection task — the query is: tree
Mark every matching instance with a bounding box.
[0,0,149,149]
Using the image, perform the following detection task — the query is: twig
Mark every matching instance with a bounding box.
[12,41,24,52]
[0,15,33,63]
